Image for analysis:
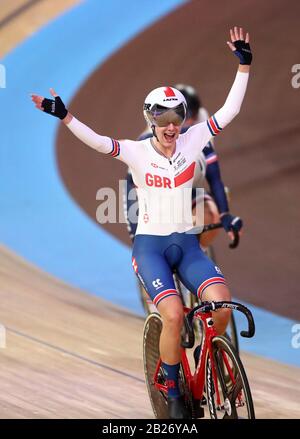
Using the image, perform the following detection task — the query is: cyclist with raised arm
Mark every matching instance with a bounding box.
[31,27,252,419]
[124,83,242,314]
[124,83,242,250]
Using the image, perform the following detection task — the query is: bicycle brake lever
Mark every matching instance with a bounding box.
[229,229,240,249]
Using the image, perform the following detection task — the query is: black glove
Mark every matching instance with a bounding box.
[233,40,252,65]
[41,95,68,120]
[221,213,243,233]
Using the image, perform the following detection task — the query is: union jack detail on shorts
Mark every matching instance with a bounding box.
[207,115,222,137]
[132,257,138,273]
[197,276,226,300]
[109,139,120,157]
[153,289,179,307]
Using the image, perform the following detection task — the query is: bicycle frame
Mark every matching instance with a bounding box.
[152,306,226,408]
[145,299,255,419]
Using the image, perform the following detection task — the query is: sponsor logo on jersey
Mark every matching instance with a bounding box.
[174,156,187,172]
[143,213,149,223]
[151,163,158,168]
[145,173,172,189]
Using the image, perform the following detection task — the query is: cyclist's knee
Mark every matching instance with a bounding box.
[217,306,232,322]
[213,307,231,335]
[202,283,231,303]
[163,308,184,329]
[203,284,232,331]
[158,297,184,329]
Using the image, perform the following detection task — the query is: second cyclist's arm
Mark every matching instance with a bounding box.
[204,143,229,214]
[206,162,229,215]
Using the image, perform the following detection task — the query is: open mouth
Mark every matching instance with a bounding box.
[164,133,176,142]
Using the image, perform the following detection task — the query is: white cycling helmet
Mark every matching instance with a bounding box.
[143,86,187,128]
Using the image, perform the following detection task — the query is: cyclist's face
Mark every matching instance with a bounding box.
[155,123,181,148]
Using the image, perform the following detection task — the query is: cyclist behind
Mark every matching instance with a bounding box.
[124,84,242,313]
[31,27,252,419]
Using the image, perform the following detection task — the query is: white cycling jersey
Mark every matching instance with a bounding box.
[67,70,249,236]
[131,105,211,189]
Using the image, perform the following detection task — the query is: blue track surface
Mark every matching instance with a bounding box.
[0,0,299,367]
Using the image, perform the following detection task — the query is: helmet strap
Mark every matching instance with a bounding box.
[151,125,158,141]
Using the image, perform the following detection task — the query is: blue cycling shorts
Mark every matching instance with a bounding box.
[132,232,226,307]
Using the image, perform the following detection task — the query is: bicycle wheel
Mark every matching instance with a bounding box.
[205,335,255,419]
[143,313,168,419]
[143,313,193,419]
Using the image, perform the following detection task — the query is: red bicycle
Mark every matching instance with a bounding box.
[143,300,255,419]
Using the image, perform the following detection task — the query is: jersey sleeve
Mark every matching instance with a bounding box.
[181,70,249,149]
[202,141,218,166]
[66,117,137,167]
[204,143,229,214]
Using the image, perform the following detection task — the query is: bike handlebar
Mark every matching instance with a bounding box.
[181,300,255,349]
[202,223,240,249]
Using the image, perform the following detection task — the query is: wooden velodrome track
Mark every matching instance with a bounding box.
[0,1,299,419]
[1,246,300,419]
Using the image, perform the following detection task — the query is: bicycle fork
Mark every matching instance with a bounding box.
[191,313,223,407]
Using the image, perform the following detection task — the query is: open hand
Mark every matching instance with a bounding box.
[31,88,68,120]
[227,26,252,65]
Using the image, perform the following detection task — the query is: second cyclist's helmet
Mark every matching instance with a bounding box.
[173,83,202,119]
[143,86,187,128]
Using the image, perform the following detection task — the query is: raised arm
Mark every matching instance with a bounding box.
[212,27,251,131]
[182,26,252,147]
[31,88,114,154]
